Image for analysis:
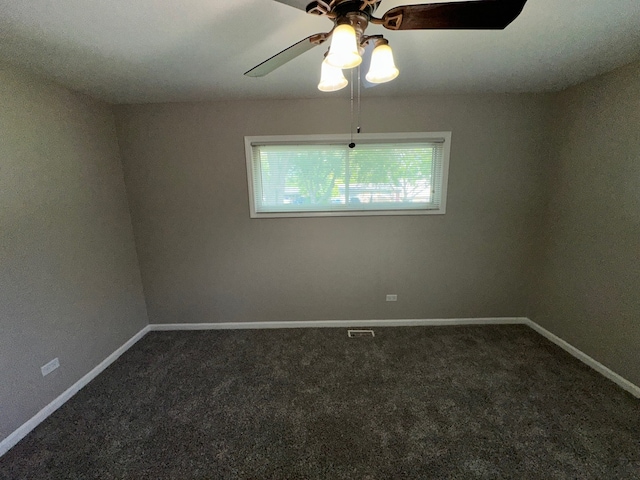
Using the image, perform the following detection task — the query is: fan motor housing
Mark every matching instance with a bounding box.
[306,0,381,18]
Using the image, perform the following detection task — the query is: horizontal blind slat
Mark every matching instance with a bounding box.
[251,140,446,215]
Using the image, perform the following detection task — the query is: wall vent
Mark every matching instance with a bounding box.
[348,329,375,338]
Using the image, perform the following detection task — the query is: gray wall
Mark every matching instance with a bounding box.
[1,56,637,447]
[0,65,148,442]
[114,94,552,325]
[529,61,640,386]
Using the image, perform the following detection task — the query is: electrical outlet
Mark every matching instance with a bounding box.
[41,358,60,377]
[386,294,398,302]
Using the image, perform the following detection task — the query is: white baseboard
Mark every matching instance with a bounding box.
[0,325,151,458]
[149,317,529,331]
[524,319,640,398]
[3,317,637,458]
[150,317,639,397]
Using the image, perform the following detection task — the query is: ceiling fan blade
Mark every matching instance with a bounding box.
[244,34,329,77]
[380,0,528,31]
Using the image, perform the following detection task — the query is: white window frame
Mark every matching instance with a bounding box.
[244,132,451,218]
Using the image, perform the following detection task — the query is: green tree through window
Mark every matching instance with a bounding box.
[247,133,449,216]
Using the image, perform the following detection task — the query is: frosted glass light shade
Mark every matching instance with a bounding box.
[318,59,348,92]
[365,44,399,84]
[326,24,362,69]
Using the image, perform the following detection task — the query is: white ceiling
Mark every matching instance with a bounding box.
[1,0,640,104]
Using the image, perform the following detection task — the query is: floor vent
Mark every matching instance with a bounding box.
[348,329,375,338]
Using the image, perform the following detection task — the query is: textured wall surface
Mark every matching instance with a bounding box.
[529,61,640,385]
[0,65,148,442]
[114,94,551,325]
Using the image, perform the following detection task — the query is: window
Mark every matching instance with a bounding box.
[245,132,451,218]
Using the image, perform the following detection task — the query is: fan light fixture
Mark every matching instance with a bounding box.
[318,32,399,92]
[325,24,362,69]
[318,58,349,92]
[365,42,399,84]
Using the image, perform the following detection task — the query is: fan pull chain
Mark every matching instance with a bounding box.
[349,68,355,148]
[357,64,361,135]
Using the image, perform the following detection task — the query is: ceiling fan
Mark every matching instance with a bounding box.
[245,0,529,91]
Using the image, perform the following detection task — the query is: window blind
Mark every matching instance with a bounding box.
[245,133,450,218]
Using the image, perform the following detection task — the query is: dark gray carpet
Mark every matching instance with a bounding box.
[1,325,639,479]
